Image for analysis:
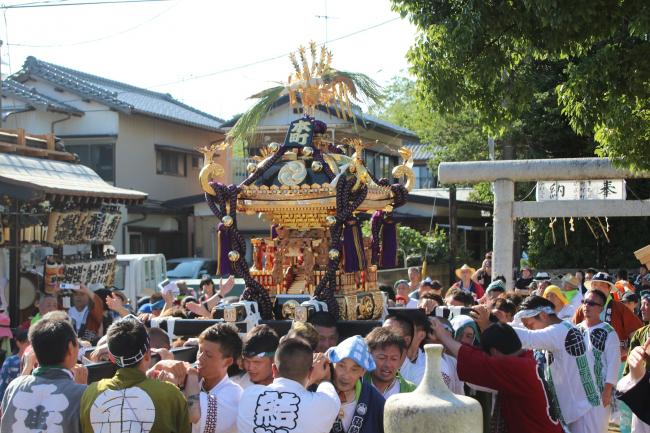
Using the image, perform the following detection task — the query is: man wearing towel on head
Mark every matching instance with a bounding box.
[328,336,385,433]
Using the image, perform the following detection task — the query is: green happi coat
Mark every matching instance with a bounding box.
[80,367,190,433]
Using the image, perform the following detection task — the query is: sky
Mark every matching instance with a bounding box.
[0,0,417,121]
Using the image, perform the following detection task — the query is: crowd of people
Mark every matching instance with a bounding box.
[0,259,649,433]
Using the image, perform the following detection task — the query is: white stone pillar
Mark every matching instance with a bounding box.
[493,179,515,289]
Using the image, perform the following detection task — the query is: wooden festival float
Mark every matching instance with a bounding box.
[198,43,415,321]
[0,128,146,326]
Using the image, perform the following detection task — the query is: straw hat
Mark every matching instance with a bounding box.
[455,264,476,279]
[561,273,579,289]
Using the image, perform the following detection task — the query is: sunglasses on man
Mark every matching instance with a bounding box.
[582,300,604,307]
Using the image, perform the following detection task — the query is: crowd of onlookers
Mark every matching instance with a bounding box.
[0,256,649,433]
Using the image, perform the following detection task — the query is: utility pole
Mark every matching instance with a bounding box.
[315,0,332,43]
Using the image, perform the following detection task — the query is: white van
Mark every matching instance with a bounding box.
[114,254,167,304]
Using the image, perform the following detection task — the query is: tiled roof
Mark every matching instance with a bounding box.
[0,152,146,203]
[410,187,476,202]
[1,79,83,115]
[407,142,435,161]
[222,95,419,139]
[357,111,417,139]
[11,57,224,131]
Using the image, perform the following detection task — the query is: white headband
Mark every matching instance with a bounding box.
[109,346,149,368]
[108,316,150,368]
[515,306,555,320]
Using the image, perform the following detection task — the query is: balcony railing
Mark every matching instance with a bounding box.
[231,157,257,184]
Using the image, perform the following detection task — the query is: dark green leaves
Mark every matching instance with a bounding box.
[392,0,650,171]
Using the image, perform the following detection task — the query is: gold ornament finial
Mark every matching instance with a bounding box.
[343,138,371,192]
[283,42,380,120]
[227,42,382,150]
[392,146,415,192]
[199,142,228,196]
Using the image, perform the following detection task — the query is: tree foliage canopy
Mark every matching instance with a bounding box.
[392,0,650,171]
[372,77,488,172]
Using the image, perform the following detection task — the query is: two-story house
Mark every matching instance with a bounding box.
[1,56,227,258]
[402,142,492,261]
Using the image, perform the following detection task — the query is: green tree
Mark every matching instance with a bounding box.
[527,216,650,269]
[372,77,489,172]
[372,76,494,202]
[392,0,650,171]
[398,225,450,265]
[372,71,596,201]
[361,220,450,265]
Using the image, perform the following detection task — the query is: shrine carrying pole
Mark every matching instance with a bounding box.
[438,158,650,288]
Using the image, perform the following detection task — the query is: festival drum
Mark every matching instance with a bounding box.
[2,272,38,323]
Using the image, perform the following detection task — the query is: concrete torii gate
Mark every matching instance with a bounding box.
[438,158,650,288]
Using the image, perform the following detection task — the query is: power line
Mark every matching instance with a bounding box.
[148,17,400,89]
[3,9,14,75]
[7,0,180,47]
[2,0,76,8]
[1,0,171,9]
[2,0,71,8]
[4,16,401,108]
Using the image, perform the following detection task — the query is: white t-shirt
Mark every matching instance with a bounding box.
[405,298,419,309]
[568,289,583,312]
[340,400,357,431]
[558,303,577,321]
[400,348,425,385]
[514,321,600,424]
[194,375,242,433]
[577,321,620,392]
[440,353,464,395]
[237,378,340,433]
[369,377,401,400]
[68,306,88,332]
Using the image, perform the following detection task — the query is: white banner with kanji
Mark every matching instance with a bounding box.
[536,180,626,201]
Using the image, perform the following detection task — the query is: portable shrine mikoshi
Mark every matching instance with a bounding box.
[198,42,414,321]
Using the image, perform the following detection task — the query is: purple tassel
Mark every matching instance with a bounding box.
[380,217,398,269]
[343,218,366,273]
[271,224,278,240]
[313,119,327,134]
[370,211,382,265]
[216,223,232,275]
